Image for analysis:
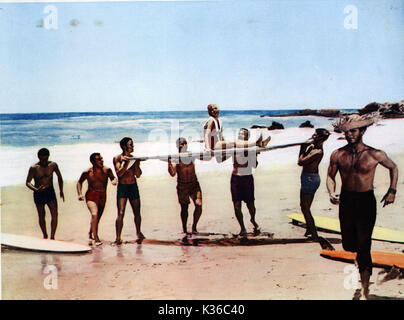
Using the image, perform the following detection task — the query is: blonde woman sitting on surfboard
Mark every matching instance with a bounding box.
[203,104,271,151]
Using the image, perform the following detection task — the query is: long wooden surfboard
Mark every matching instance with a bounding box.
[288,213,404,244]
[129,142,304,161]
[320,249,404,269]
[1,233,92,253]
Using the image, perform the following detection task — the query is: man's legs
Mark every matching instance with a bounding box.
[214,134,271,150]
[246,201,260,234]
[35,203,48,239]
[129,198,144,243]
[47,200,58,240]
[86,201,102,244]
[180,203,189,234]
[115,197,127,244]
[233,201,246,235]
[190,194,202,233]
[300,192,319,239]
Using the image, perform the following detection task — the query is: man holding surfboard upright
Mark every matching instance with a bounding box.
[113,137,145,245]
[203,104,271,151]
[77,153,117,245]
[26,148,65,240]
[327,114,398,300]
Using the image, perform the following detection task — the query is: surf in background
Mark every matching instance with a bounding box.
[1,109,402,187]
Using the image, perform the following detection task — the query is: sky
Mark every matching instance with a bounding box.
[0,0,403,113]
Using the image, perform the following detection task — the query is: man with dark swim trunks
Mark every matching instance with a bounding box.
[26,148,64,239]
[203,104,271,151]
[327,114,398,299]
[168,137,211,234]
[77,153,117,245]
[113,137,144,244]
[298,128,330,246]
[217,128,267,236]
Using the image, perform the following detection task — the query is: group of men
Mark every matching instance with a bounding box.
[26,105,398,299]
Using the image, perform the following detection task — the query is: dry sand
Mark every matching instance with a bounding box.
[1,152,404,300]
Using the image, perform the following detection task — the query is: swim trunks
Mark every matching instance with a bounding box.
[85,189,107,207]
[177,180,202,205]
[231,174,254,203]
[300,172,321,194]
[339,189,376,275]
[117,183,140,200]
[33,186,57,205]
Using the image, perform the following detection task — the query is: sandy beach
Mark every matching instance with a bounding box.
[2,133,404,300]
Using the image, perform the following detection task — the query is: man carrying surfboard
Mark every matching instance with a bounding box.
[326,114,399,299]
[26,148,65,240]
[216,128,264,236]
[168,137,211,235]
[113,137,145,245]
[77,153,117,245]
[203,104,271,151]
[298,128,331,248]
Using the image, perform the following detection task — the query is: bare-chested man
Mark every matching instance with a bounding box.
[113,137,145,244]
[327,115,398,299]
[203,104,271,151]
[168,137,211,234]
[26,148,64,239]
[77,153,117,245]
[298,128,330,244]
[217,128,266,236]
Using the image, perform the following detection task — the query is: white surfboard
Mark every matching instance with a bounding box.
[1,233,91,253]
[129,141,304,161]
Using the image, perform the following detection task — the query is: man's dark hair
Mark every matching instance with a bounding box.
[176,137,187,147]
[37,148,50,157]
[239,128,250,139]
[120,137,132,150]
[90,152,101,164]
[315,128,330,137]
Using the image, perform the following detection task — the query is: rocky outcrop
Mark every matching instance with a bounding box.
[358,100,404,119]
[268,121,284,130]
[261,108,341,118]
[250,121,285,130]
[299,120,314,128]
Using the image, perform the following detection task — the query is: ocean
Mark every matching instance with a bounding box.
[0,109,357,187]
[0,110,339,147]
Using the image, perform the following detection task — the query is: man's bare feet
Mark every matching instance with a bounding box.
[260,135,271,147]
[136,232,145,244]
[114,239,123,245]
[239,230,247,237]
[253,226,261,236]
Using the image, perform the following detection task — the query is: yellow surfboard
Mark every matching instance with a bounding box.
[287,213,404,244]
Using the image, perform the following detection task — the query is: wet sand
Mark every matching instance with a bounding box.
[1,153,404,300]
